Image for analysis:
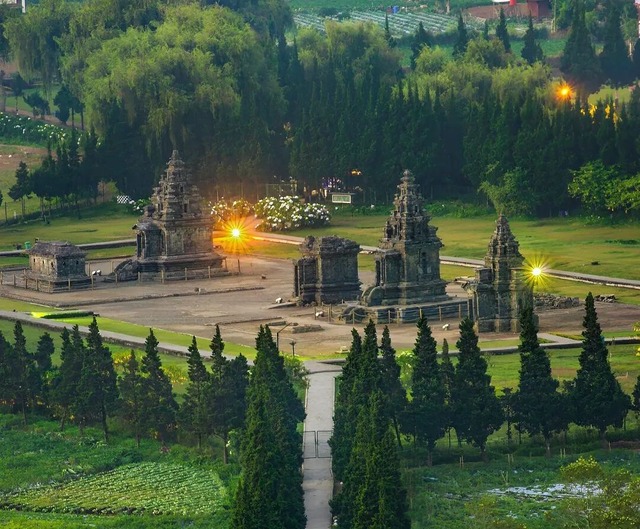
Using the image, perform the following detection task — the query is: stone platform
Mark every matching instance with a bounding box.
[341,297,472,324]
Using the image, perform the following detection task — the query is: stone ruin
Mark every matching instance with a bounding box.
[361,170,447,307]
[25,241,91,292]
[294,235,361,305]
[112,150,228,281]
[465,214,534,332]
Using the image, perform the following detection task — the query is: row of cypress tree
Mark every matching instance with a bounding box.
[0,319,249,455]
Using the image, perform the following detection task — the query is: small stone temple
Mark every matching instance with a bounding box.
[361,170,447,307]
[113,151,227,281]
[294,236,361,304]
[25,241,91,291]
[465,215,534,332]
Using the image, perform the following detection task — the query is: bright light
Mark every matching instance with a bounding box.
[531,267,542,277]
[525,256,550,290]
[231,228,241,238]
[557,83,572,101]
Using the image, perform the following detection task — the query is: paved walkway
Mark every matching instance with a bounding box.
[302,362,341,529]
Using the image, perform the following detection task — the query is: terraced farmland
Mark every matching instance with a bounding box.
[293,10,478,36]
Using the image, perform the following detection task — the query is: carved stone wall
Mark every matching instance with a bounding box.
[26,241,91,291]
[294,236,360,304]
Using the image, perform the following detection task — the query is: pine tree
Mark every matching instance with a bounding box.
[384,14,396,48]
[182,337,211,448]
[514,306,563,456]
[451,318,503,461]
[231,325,306,529]
[118,351,144,447]
[495,8,511,53]
[140,329,178,444]
[405,317,446,466]
[4,321,38,424]
[34,332,54,408]
[51,327,84,431]
[210,324,226,379]
[76,318,118,441]
[521,15,543,65]
[8,161,30,219]
[632,39,640,80]
[453,12,468,58]
[633,375,640,414]
[571,293,631,443]
[379,326,407,447]
[599,3,632,87]
[560,0,601,95]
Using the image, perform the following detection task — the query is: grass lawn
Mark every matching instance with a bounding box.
[287,210,640,281]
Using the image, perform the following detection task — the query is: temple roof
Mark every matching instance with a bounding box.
[28,241,86,258]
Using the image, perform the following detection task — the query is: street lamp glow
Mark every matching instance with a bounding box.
[231,227,241,239]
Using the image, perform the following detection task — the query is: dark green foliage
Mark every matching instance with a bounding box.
[495,8,511,53]
[410,22,432,70]
[521,15,543,65]
[403,317,446,466]
[379,326,406,447]
[451,318,503,460]
[76,318,118,441]
[181,337,210,448]
[335,391,409,529]
[0,331,11,403]
[9,161,30,218]
[2,321,38,424]
[51,326,84,431]
[54,84,74,124]
[633,375,640,412]
[515,306,564,455]
[570,293,631,441]
[231,325,305,529]
[560,0,601,95]
[453,12,468,58]
[117,350,144,447]
[34,332,54,407]
[140,329,178,444]
[11,72,26,112]
[330,321,381,481]
[632,39,640,80]
[599,4,632,87]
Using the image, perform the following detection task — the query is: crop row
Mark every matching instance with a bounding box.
[293,10,461,37]
[1,462,228,516]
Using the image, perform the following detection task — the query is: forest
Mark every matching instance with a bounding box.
[0,0,638,219]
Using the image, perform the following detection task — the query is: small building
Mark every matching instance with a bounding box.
[465,215,534,332]
[113,150,227,281]
[294,236,361,305]
[361,170,447,307]
[25,241,91,291]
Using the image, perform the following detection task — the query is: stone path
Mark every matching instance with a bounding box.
[302,362,341,529]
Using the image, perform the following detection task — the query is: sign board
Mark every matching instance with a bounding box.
[331,193,352,204]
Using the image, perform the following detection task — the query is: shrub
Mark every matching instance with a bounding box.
[254,196,330,232]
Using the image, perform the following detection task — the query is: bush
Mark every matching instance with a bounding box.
[209,199,253,228]
[254,196,330,232]
[0,112,68,146]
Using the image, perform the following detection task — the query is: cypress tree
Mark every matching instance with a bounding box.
[633,375,640,413]
[76,318,118,441]
[379,326,407,447]
[451,318,503,461]
[599,3,632,87]
[0,331,11,404]
[514,306,563,456]
[571,293,630,443]
[560,0,601,95]
[495,8,511,53]
[210,324,226,379]
[405,317,446,466]
[440,337,456,447]
[453,12,468,58]
[140,329,178,444]
[51,326,84,431]
[231,325,305,529]
[118,350,144,447]
[521,15,543,65]
[342,391,409,529]
[34,332,54,408]
[182,337,211,448]
[410,22,432,70]
[5,321,38,424]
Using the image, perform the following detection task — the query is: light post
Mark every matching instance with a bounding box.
[290,339,297,357]
[276,321,293,352]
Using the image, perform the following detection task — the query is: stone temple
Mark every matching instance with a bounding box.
[361,170,447,306]
[465,215,534,332]
[25,241,91,291]
[294,236,361,305]
[113,151,227,281]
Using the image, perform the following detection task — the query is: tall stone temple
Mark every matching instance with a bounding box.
[113,151,227,281]
[361,170,447,307]
[466,215,533,332]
